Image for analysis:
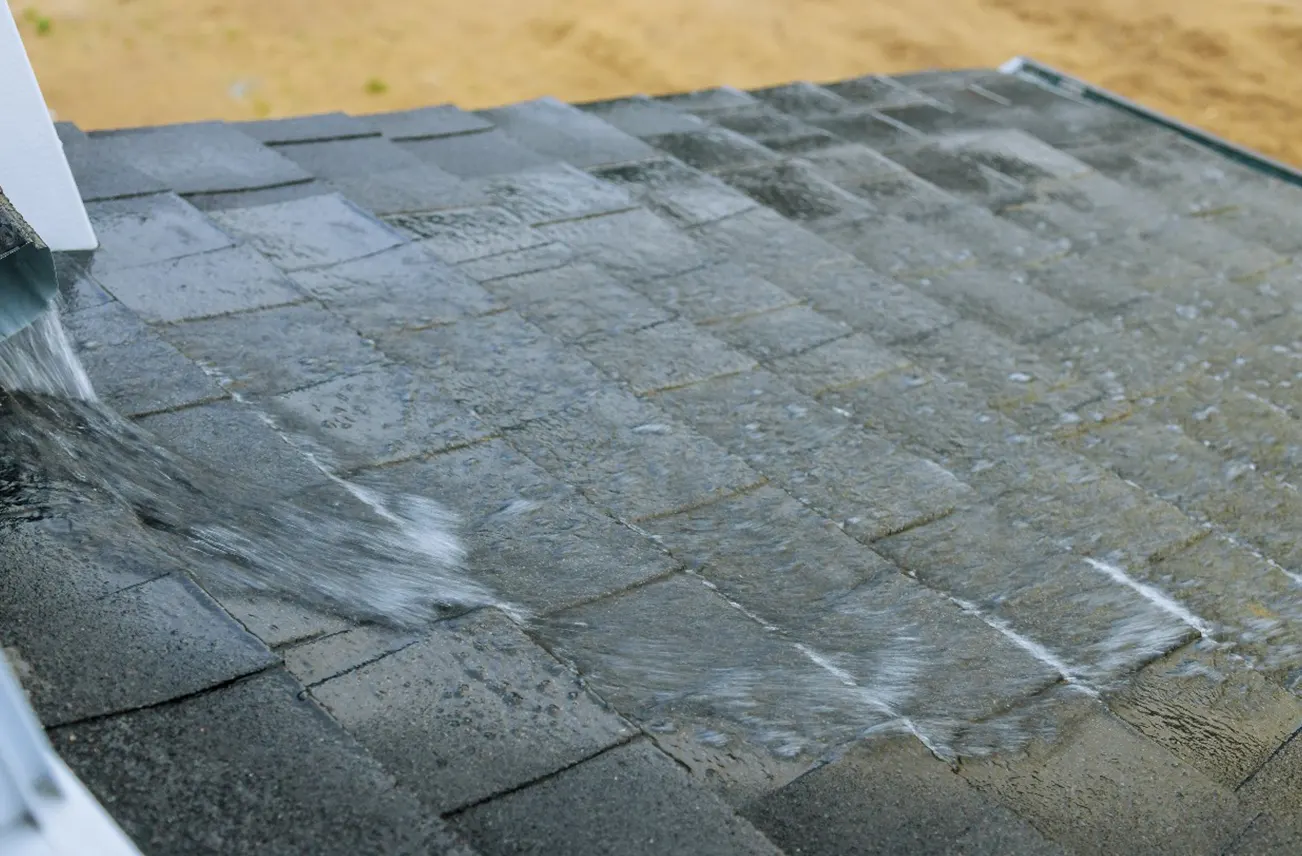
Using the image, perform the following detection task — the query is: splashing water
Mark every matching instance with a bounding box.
[0,310,95,402]
[5,309,1276,769]
[0,308,513,628]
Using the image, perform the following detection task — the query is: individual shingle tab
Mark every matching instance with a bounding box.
[88,121,312,193]
[879,102,999,137]
[510,387,763,521]
[311,609,636,815]
[271,365,491,470]
[961,704,1243,856]
[535,207,714,281]
[536,573,842,758]
[208,192,406,270]
[327,166,487,215]
[478,95,657,167]
[799,141,920,189]
[54,669,471,856]
[399,129,555,178]
[645,126,781,173]
[282,621,420,687]
[768,330,911,394]
[750,81,855,119]
[716,159,875,223]
[709,304,852,362]
[746,736,1065,856]
[289,241,502,336]
[94,244,304,322]
[456,241,576,282]
[580,318,757,395]
[482,261,671,344]
[807,108,931,151]
[5,574,276,727]
[364,104,494,140]
[657,85,761,115]
[578,94,710,138]
[689,207,958,344]
[969,75,1087,110]
[163,302,385,397]
[478,163,636,225]
[656,370,971,543]
[590,156,757,227]
[0,510,168,625]
[636,261,796,324]
[184,180,335,213]
[887,144,1030,208]
[273,135,427,178]
[824,74,942,109]
[62,138,171,202]
[875,507,1196,680]
[387,205,547,263]
[709,103,840,153]
[453,740,784,856]
[640,486,894,626]
[375,311,612,428]
[86,192,235,274]
[235,112,380,144]
[64,301,226,416]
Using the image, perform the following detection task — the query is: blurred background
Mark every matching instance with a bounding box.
[10,0,1302,164]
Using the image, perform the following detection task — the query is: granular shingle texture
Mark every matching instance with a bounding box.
[20,66,1302,855]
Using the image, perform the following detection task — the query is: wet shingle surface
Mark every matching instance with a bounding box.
[25,67,1302,855]
[54,669,474,856]
[88,122,312,194]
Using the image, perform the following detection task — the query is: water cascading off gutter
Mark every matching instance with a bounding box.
[0,191,140,854]
[0,188,60,342]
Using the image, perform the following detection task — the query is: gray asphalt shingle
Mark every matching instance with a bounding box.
[311,609,636,814]
[54,669,477,856]
[6,573,276,727]
[88,122,313,194]
[365,104,495,140]
[236,112,380,145]
[209,192,406,270]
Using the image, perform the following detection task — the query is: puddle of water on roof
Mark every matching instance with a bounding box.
[0,309,509,628]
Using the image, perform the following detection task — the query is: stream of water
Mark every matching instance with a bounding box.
[0,308,511,628]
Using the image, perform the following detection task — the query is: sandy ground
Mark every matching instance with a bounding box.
[9,0,1302,164]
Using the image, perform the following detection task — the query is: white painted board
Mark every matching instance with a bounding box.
[0,7,96,251]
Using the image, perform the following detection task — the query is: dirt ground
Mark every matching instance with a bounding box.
[10,0,1302,164]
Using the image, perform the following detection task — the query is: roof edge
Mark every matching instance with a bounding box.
[1000,55,1302,190]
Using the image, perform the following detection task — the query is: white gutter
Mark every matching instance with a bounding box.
[0,654,142,855]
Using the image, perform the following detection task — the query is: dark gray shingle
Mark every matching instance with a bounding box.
[88,122,312,193]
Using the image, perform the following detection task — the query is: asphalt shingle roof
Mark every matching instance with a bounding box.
[7,66,1302,854]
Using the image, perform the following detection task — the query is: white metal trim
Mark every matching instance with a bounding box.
[0,655,141,855]
[0,7,97,251]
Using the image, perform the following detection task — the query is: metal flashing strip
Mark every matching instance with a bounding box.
[999,55,1302,190]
